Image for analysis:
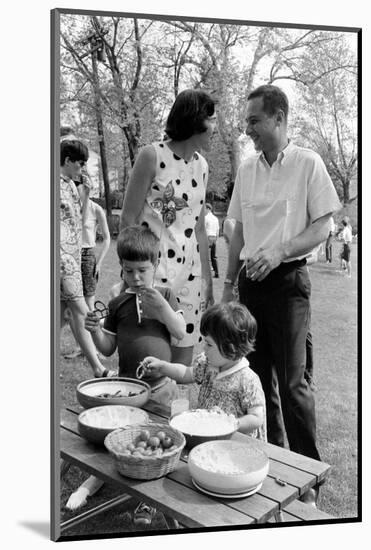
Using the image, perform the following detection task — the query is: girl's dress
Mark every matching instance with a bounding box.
[138,141,209,348]
[193,354,267,441]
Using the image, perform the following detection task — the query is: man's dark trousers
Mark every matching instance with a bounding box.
[238,259,320,460]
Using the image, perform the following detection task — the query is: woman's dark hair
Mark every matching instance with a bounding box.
[165,89,215,141]
[200,302,257,360]
[60,140,89,166]
[248,84,289,119]
[117,225,160,264]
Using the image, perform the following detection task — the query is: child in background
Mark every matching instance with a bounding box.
[142,302,266,441]
[66,225,186,523]
[64,198,111,359]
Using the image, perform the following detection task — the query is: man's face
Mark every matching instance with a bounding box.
[245,97,280,152]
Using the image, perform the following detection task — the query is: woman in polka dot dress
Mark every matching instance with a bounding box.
[121,89,217,365]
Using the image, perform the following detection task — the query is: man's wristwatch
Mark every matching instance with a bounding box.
[224,278,234,285]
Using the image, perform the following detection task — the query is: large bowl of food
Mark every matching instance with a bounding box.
[169,408,239,449]
[77,405,149,445]
[104,423,186,480]
[188,439,269,495]
[76,377,151,409]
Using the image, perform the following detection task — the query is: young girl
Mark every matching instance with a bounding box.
[142,302,266,441]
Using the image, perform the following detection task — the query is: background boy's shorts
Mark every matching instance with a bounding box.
[81,247,97,297]
[341,243,351,262]
[60,253,84,302]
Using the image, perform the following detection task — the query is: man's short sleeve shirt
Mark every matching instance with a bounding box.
[228,142,342,261]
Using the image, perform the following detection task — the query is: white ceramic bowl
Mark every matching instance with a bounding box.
[169,409,239,449]
[188,440,269,494]
[76,377,151,409]
[78,405,149,445]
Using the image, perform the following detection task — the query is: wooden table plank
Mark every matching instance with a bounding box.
[169,463,276,524]
[231,431,330,483]
[60,408,304,509]
[60,428,255,528]
[143,401,331,482]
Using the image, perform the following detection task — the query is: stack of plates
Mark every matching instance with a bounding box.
[192,478,262,499]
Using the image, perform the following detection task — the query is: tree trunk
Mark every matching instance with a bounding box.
[91,47,112,220]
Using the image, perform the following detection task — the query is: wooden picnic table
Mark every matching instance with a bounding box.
[60,400,334,535]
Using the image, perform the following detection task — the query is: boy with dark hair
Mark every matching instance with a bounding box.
[60,139,114,378]
[66,225,186,523]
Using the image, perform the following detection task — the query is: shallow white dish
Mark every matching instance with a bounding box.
[76,377,151,409]
[188,439,269,494]
[192,479,262,499]
[169,408,238,449]
[78,405,149,445]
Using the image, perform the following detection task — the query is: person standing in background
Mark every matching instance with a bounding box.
[64,198,111,359]
[205,203,220,278]
[325,216,336,263]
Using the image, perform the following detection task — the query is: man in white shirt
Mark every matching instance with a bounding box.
[222,85,341,501]
[205,203,220,278]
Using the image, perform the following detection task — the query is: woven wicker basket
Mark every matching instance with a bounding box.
[104,423,186,480]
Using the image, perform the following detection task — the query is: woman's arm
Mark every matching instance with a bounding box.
[120,145,156,230]
[94,204,111,276]
[237,406,264,435]
[195,205,214,307]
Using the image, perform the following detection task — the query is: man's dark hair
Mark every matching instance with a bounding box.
[60,140,89,166]
[117,225,160,265]
[248,84,289,119]
[165,89,216,141]
[200,302,257,360]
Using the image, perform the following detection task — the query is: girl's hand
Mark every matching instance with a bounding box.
[85,311,100,333]
[139,356,169,378]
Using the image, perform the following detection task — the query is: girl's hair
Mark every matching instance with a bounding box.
[60,139,89,166]
[117,225,159,264]
[200,302,257,360]
[165,89,216,141]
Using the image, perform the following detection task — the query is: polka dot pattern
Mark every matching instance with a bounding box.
[138,141,207,347]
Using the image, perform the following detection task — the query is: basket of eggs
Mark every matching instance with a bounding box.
[104,423,186,480]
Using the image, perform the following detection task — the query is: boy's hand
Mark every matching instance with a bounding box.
[139,288,168,321]
[85,311,101,333]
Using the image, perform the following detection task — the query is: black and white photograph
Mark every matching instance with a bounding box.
[51,6,360,543]
[4,1,367,548]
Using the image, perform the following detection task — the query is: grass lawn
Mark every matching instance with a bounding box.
[59,236,358,536]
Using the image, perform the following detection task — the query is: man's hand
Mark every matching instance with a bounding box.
[246,245,285,282]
